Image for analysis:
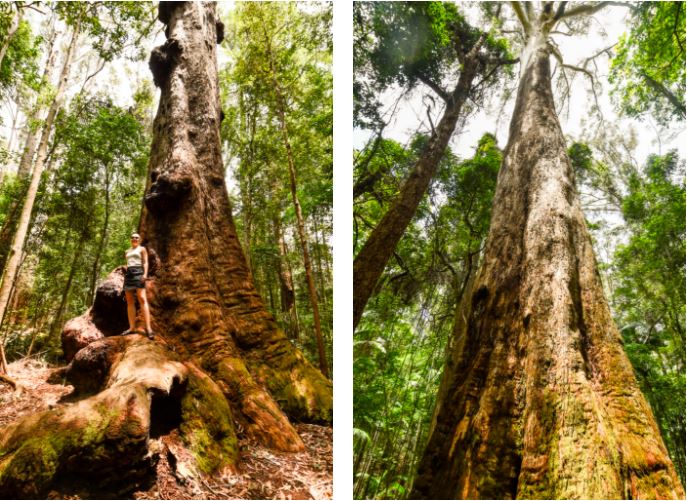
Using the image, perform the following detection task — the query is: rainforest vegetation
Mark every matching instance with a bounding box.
[353,2,685,499]
[0,2,332,498]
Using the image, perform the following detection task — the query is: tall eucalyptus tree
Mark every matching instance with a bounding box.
[412,2,685,498]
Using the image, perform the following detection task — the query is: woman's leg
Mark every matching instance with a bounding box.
[136,287,153,336]
[125,290,136,331]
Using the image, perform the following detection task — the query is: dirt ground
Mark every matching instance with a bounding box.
[0,358,333,500]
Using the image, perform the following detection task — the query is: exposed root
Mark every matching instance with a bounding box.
[0,337,238,498]
[132,424,332,500]
[0,359,332,500]
[0,373,18,391]
[214,358,305,453]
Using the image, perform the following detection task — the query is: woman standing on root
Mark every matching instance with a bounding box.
[123,233,154,339]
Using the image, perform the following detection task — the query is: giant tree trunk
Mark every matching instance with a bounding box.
[352,60,478,331]
[411,30,684,500]
[0,3,331,497]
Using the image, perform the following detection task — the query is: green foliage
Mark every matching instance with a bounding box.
[357,2,474,89]
[613,152,686,482]
[353,1,512,128]
[222,2,333,372]
[0,13,40,99]
[2,93,150,359]
[568,142,593,179]
[55,1,156,61]
[609,2,686,123]
[353,134,501,499]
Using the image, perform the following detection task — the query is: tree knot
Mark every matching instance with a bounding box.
[149,38,183,88]
[216,20,225,44]
[158,1,185,25]
[144,172,193,214]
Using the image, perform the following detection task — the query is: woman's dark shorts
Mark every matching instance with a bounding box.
[124,266,145,290]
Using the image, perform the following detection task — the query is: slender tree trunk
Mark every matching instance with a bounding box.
[264,34,329,378]
[412,27,684,500]
[352,61,479,331]
[241,174,254,274]
[239,99,257,274]
[16,16,58,180]
[273,211,295,315]
[286,228,302,340]
[312,211,329,309]
[49,226,88,341]
[3,95,20,172]
[0,20,80,376]
[87,170,111,306]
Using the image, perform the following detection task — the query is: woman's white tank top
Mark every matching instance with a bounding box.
[126,246,144,267]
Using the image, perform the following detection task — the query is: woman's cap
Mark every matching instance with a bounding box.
[131,233,141,240]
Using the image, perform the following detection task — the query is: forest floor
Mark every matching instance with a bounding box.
[0,358,333,500]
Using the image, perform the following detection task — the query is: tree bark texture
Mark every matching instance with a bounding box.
[352,64,477,331]
[0,3,331,497]
[412,34,685,500]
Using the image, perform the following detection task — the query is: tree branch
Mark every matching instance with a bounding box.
[417,73,449,103]
[473,57,520,89]
[554,1,568,21]
[0,371,18,390]
[510,1,531,34]
[556,1,631,21]
[549,42,602,119]
[640,70,686,117]
[426,105,437,137]
[674,2,685,55]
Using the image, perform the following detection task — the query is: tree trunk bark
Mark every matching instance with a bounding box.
[0,4,331,497]
[412,31,685,500]
[0,19,80,375]
[352,63,478,331]
[141,0,331,442]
